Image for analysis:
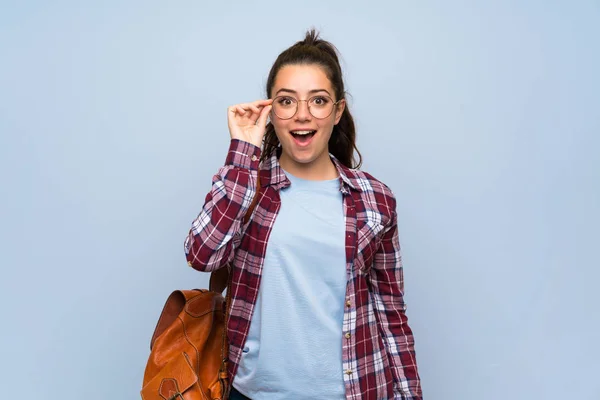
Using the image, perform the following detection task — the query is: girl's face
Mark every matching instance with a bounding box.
[270,64,345,170]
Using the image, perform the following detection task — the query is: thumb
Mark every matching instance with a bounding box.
[256,105,272,129]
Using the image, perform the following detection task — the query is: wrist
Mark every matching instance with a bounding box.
[225,139,262,170]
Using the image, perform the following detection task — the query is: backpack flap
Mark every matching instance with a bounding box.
[140,352,198,400]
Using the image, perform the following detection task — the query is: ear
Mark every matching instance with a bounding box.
[333,98,346,125]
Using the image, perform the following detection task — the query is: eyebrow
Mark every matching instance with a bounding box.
[275,88,332,97]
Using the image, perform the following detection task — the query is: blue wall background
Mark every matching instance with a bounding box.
[1,1,598,399]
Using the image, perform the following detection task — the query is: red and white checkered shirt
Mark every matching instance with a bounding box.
[185,139,422,399]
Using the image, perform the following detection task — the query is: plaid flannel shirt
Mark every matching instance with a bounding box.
[185,139,422,399]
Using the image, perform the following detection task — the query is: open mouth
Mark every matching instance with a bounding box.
[290,130,316,146]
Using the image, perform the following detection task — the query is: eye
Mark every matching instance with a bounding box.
[311,96,330,106]
[277,96,295,106]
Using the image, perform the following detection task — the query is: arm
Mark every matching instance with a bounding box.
[369,200,422,399]
[184,139,261,272]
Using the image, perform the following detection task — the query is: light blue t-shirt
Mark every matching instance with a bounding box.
[233,169,347,400]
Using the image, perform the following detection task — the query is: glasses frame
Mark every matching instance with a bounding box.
[271,95,342,120]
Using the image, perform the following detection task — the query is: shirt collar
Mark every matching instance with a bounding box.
[259,147,362,193]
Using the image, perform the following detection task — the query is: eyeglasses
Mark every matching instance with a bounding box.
[271,95,341,120]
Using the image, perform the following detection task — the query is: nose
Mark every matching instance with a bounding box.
[294,100,312,122]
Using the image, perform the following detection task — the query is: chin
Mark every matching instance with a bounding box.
[291,155,317,165]
[286,147,326,165]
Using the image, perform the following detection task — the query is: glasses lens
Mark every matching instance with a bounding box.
[273,96,297,119]
[308,96,334,119]
[272,96,336,119]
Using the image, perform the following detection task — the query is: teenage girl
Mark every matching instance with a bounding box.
[185,30,422,400]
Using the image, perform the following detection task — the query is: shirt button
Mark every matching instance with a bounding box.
[345,332,351,339]
[187,261,193,267]
[251,155,258,161]
[346,300,352,308]
[345,369,352,375]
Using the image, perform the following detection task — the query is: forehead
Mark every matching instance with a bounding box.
[273,64,333,94]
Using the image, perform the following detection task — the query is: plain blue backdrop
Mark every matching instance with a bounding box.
[1,1,598,399]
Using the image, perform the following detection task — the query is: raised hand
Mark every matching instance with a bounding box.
[227,99,273,148]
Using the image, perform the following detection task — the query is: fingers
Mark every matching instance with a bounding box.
[229,99,273,117]
[229,105,250,115]
[256,104,272,128]
[250,99,273,107]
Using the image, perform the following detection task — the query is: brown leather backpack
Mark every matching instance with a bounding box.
[141,176,260,400]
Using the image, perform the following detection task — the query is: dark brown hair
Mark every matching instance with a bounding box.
[261,29,362,169]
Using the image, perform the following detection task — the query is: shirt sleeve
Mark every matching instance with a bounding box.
[369,197,422,399]
[184,139,261,272]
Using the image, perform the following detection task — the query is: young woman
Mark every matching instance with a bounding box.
[185,30,422,400]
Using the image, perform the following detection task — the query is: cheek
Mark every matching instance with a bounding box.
[271,119,288,141]
[318,119,335,137]
[272,118,286,131]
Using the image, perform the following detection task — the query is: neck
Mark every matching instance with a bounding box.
[279,151,338,181]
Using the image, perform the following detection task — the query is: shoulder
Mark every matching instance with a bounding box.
[347,168,397,220]
[355,170,396,198]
